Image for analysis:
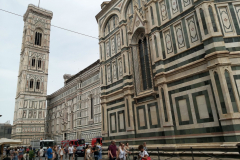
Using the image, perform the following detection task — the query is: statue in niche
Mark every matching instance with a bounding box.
[24,101,28,108]
[33,112,37,118]
[28,111,32,118]
[127,15,132,32]
[133,0,139,9]
[106,42,110,57]
[39,111,42,118]
[141,0,146,20]
[113,63,116,79]
[34,102,38,108]
[107,66,111,82]
[117,34,121,49]
[43,102,46,109]
[119,60,123,76]
[23,111,26,118]
[112,39,115,54]
[39,102,42,109]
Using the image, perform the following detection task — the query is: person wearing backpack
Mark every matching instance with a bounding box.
[93,143,100,160]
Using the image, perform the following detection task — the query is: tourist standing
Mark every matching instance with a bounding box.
[47,146,53,160]
[96,143,102,160]
[13,148,18,160]
[143,142,148,152]
[39,147,44,160]
[138,145,149,160]
[45,147,49,160]
[118,143,126,160]
[73,146,77,160]
[108,140,117,160]
[68,143,74,160]
[6,147,10,157]
[64,146,68,159]
[125,143,131,160]
[59,145,64,160]
[53,146,58,160]
[18,147,24,160]
[85,144,92,160]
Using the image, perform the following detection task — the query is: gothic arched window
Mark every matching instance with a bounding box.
[200,9,208,35]
[36,80,40,90]
[150,6,154,25]
[32,58,36,67]
[138,37,152,90]
[30,79,34,89]
[208,6,218,32]
[91,97,94,119]
[123,54,126,73]
[35,31,42,46]
[121,29,124,45]
[38,59,42,68]
[104,15,119,37]
[154,36,159,58]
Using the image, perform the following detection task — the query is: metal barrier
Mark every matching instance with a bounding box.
[101,146,240,160]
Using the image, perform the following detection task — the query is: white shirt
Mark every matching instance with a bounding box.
[68,146,74,154]
[39,149,44,157]
[139,150,149,160]
[119,148,126,159]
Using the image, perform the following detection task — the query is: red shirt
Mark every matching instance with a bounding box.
[108,144,117,157]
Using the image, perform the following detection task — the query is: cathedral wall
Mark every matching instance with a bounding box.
[46,60,101,144]
[96,0,240,147]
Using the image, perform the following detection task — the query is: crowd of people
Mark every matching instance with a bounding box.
[2,146,35,160]
[1,141,149,160]
[107,141,149,160]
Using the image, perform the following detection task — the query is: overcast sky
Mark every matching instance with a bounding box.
[0,0,102,124]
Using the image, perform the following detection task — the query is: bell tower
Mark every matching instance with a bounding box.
[12,4,53,145]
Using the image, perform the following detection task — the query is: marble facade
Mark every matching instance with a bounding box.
[12,4,53,145]
[46,60,101,144]
[96,0,240,147]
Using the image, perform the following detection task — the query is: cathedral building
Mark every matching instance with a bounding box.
[12,4,53,145]
[96,0,240,147]
[46,60,101,144]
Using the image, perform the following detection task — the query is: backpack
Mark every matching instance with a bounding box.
[94,146,99,155]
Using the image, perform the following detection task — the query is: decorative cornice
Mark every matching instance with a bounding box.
[24,4,53,21]
[95,0,118,21]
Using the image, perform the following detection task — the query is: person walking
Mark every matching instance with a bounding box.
[47,146,53,160]
[125,143,131,160]
[45,147,49,160]
[108,140,117,160]
[39,147,44,160]
[73,146,77,160]
[68,143,74,160]
[138,145,149,160]
[59,145,64,160]
[6,147,10,157]
[64,146,68,160]
[13,148,18,160]
[118,143,126,160]
[18,147,24,160]
[85,145,92,160]
[96,143,102,160]
[53,146,58,160]
[143,142,148,152]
